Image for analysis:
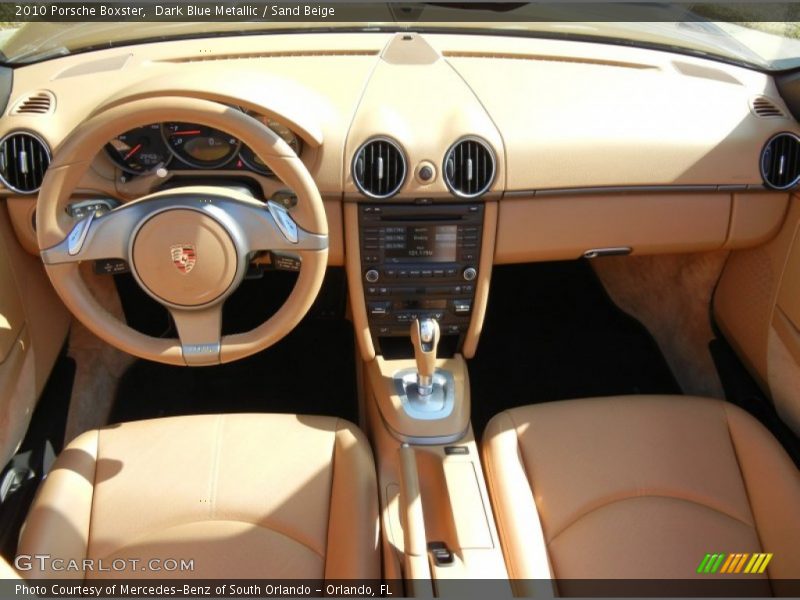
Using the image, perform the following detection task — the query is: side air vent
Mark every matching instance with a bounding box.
[10,91,55,115]
[0,132,51,194]
[751,96,786,118]
[760,132,800,190]
[443,137,496,198]
[352,137,406,198]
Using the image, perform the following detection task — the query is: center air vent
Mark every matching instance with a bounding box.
[443,137,496,198]
[761,132,800,190]
[0,132,51,194]
[352,138,406,198]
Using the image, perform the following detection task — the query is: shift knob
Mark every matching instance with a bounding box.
[411,318,440,396]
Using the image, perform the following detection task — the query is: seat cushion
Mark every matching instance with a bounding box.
[18,413,380,579]
[482,395,800,587]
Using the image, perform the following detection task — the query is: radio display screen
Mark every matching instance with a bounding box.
[383,225,458,263]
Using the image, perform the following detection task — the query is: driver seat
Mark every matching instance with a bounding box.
[17,413,380,579]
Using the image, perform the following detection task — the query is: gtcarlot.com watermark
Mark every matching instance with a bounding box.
[14,554,194,573]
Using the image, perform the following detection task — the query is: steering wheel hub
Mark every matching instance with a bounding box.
[131,208,238,307]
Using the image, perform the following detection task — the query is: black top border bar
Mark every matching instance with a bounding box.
[0,2,798,22]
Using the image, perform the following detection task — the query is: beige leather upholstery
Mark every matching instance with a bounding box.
[482,396,800,588]
[18,414,380,579]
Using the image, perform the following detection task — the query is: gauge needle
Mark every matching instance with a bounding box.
[171,130,201,136]
[123,144,142,160]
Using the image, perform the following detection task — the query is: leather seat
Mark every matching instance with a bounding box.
[18,413,380,579]
[482,395,800,590]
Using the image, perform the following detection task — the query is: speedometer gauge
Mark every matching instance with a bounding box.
[239,115,302,176]
[162,123,240,169]
[105,124,170,173]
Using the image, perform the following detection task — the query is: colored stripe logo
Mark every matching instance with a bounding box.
[697,553,773,574]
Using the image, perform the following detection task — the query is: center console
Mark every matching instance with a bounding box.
[358,203,484,354]
[345,198,508,589]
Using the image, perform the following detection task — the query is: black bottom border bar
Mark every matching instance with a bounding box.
[4,578,800,598]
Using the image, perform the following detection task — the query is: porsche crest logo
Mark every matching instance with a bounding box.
[170,244,196,274]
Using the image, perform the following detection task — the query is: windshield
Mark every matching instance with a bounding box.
[0,3,798,71]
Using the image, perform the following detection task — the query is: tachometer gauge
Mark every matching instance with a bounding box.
[105,124,170,173]
[162,123,240,169]
[239,116,302,176]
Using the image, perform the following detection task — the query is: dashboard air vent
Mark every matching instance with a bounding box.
[0,132,51,194]
[10,91,55,115]
[443,137,496,198]
[353,138,406,198]
[751,96,785,118]
[761,132,800,190]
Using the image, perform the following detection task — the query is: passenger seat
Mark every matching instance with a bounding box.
[481,395,800,591]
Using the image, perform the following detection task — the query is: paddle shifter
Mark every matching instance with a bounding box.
[410,318,440,396]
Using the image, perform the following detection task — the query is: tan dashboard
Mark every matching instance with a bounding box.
[1,30,797,263]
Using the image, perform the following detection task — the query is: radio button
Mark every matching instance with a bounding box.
[421,270,433,278]
[385,269,398,278]
[452,300,472,315]
[433,269,445,278]
[365,269,380,283]
[368,302,391,316]
[445,268,458,278]
[463,267,477,281]
[398,270,410,278]
[409,269,422,278]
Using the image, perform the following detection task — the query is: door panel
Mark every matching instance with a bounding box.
[0,202,70,464]
[714,193,800,434]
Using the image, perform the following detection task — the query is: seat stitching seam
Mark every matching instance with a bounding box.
[482,414,517,580]
[95,518,326,561]
[208,415,224,520]
[323,418,340,577]
[507,410,544,580]
[85,430,100,580]
[547,493,755,546]
[722,404,772,591]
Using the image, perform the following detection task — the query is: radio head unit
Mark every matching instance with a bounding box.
[359,203,483,355]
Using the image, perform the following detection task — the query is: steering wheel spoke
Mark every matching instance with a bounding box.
[238,200,328,253]
[169,306,223,366]
[40,206,139,266]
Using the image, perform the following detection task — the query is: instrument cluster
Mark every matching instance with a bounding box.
[104,110,301,177]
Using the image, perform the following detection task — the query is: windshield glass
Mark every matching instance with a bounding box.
[0,3,798,70]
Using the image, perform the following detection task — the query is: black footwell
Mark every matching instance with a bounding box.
[111,319,358,425]
[468,260,681,437]
[111,267,358,424]
[0,352,75,559]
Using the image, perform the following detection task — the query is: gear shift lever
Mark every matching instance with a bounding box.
[410,318,440,396]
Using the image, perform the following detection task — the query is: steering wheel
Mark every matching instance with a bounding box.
[36,97,329,366]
